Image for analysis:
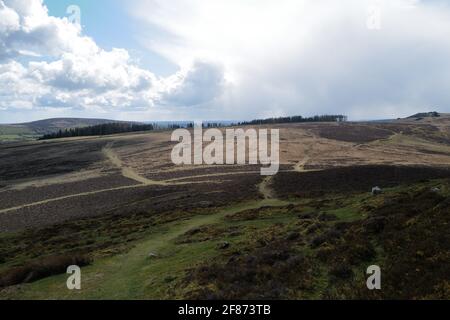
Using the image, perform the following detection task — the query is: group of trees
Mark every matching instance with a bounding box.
[408,112,440,119]
[39,114,349,140]
[238,115,348,126]
[173,123,230,129]
[39,123,155,140]
[179,116,348,128]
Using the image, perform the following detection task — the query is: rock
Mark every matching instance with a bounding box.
[431,187,440,193]
[372,186,383,195]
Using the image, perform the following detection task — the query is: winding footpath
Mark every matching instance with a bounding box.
[0,142,310,215]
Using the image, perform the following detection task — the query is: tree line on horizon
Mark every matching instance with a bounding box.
[39,114,348,140]
[39,123,155,140]
[237,114,348,125]
[185,115,348,128]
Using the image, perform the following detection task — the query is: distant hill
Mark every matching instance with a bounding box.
[407,111,441,119]
[0,118,132,143]
[22,118,132,134]
[40,122,155,140]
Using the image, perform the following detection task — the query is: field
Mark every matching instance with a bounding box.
[0,115,449,299]
[0,125,39,143]
[0,118,127,143]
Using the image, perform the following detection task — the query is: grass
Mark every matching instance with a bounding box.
[0,125,39,142]
[0,125,33,135]
[0,199,294,299]
[0,134,39,142]
[1,180,449,300]
[0,193,366,299]
[0,194,361,299]
[377,132,450,152]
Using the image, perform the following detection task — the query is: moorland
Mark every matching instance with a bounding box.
[0,114,449,299]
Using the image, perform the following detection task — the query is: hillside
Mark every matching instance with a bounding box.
[0,119,449,299]
[407,111,441,119]
[0,118,131,143]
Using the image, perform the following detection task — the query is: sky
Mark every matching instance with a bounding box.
[0,0,450,123]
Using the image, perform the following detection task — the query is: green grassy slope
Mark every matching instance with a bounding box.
[0,118,128,143]
[1,179,448,300]
[0,125,38,142]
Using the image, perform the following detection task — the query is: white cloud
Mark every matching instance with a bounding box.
[28,49,156,92]
[0,0,91,59]
[0,0,225,119]
[0,1,19,34]
[132,0,450,119]
[0,60,46,110]
[159,61,226,107]
[1,0,450,122]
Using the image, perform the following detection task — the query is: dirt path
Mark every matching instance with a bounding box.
[167,170,261,182]
[0,178,224,215]
[0,144,222,215]
[91,198,292,298]
[103,143,169,186]
[0,144,188,214]
[0,169,106,192]
[0,184,143,214]
[258,176,275,199]
[294,144,313,172]
[16,198,292,299]
[294,155,310,172]
[0,142,311,215]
